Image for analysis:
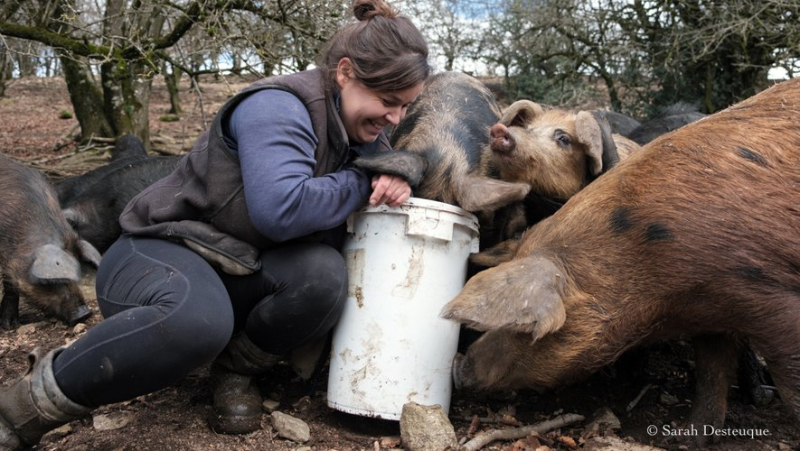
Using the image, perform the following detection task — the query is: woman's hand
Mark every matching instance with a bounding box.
[369,174,411,207]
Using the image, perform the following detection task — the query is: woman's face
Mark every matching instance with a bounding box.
[336,58,423,144]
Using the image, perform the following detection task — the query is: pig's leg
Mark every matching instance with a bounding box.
[756,329,800,422]
[690,335,739,446]
[0,280,20,330]
[470,238,520,268]
[737,345,774,407]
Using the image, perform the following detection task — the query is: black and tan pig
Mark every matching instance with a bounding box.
[354,71,531,215]
[442,77,800,442]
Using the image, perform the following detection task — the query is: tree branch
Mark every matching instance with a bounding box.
[0,21,110,58]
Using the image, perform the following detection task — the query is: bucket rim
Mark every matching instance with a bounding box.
[358,197,478,227]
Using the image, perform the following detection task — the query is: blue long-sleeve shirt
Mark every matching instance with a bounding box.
[225,89,374,243]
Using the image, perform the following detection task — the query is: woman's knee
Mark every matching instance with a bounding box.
[246,243,347,351]
[96,235,236,360]
[275,243,347,306]
[262,243,347,302]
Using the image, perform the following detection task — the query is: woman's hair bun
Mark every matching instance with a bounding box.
[353,0,397,21]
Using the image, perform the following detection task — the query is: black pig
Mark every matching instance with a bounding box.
[627,102,706,145]
[56,134,149,204]
[62,155,181,253]
[354,71,531,214]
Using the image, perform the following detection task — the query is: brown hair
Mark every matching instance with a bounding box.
[319,0,430,92]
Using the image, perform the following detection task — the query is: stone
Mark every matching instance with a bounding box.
[262,399,280,413]
[270,411,310,443]
[659,393,679,406]
[399,402,457,451]
[585,407,621,433]
[92,412,133,431]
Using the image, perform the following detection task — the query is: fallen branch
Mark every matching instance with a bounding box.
[455,414,520,425]
[85,136,116,144]
[460,413,584,451]
[626,383,653,412]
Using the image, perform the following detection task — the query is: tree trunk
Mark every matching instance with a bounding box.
[101,60,153,149]
[15,49,37,76]
[164,61,182,114]
[0,42,10,98]
[61,55,115,140]
[704,64,715,114]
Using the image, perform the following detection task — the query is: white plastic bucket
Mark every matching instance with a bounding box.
[327,197,480,420]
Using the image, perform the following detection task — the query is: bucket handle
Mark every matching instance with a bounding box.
[406,216,480,252]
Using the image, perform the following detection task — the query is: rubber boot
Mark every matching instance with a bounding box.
[208,334,281,434]
[0,348,92,449]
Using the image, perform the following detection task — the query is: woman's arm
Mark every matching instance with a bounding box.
[229,89,372,242]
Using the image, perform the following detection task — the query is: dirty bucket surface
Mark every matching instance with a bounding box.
[327,198,479,420]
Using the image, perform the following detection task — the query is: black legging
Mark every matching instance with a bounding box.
[52,235,347,407]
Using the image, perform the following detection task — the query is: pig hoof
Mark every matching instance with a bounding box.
[452,353,466,390]
[69,305,92,325]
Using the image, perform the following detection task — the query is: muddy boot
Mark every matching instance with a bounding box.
[0,348,92,449]
[208,334,281,434]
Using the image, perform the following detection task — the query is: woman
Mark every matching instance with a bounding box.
[0,0,430,447]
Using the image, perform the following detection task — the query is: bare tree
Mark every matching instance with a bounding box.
[398,0,482,72]
[0,0,347,145]
[472,0,797,114]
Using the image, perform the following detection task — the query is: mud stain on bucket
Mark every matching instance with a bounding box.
[346,248,366,308]
[391,244,423,300]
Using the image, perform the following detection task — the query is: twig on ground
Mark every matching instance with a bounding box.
[27,148,81,165]
[455,415,519,425]
[85,136,116,144]
[626,383,653,413]
[460,413,584,451]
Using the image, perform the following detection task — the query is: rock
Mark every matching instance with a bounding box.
[270,411,310,443]
[72,323,87,335]
[262,399,280,413]
[50,424,73,435]
[399,402,457,451]
[292,395,312,413]
[659,393,679,406]
[93,412,133,431]
[585,407,621,433]
[17,324,36,336]
[379,435,401,448]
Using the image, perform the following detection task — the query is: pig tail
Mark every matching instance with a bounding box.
[319,0,430,93]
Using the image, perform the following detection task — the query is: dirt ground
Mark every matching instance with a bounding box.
[1,76,798,451]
